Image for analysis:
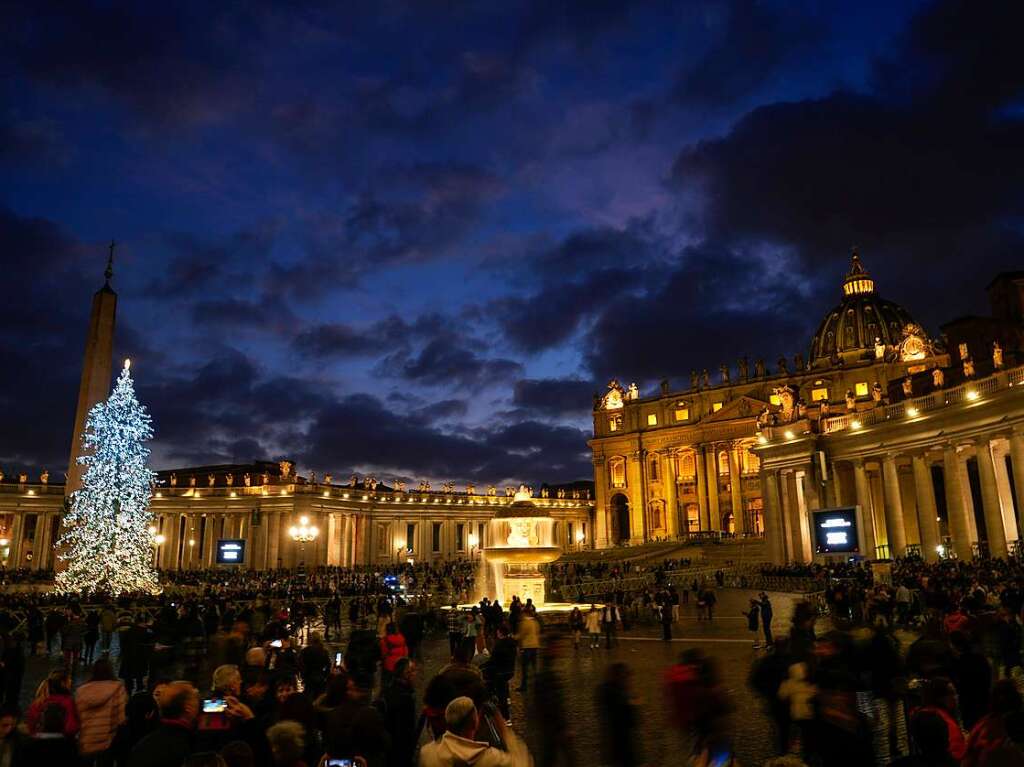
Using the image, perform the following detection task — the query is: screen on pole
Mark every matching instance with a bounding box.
[812,507,860,554]
[216,539,246,565]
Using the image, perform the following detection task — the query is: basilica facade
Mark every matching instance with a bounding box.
[590,253,1024,563]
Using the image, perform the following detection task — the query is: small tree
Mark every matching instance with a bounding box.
[54,359,160,596]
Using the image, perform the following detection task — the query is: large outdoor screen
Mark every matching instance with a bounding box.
[216,539,246,565]
[812,507,860,554]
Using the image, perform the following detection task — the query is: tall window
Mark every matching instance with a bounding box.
[743,448,760,474]
[432,522,442,553]
[718,450,730,476]
[686,503,699,531]
[567,522,574,545]
[647,413,658,426]
[406,523,415,553]
[456,523,464,551]
[679,452,696,480]
[649,459,659,481]
[609,457,626,488]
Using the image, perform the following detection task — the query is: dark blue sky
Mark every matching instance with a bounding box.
[3,1,1022,485]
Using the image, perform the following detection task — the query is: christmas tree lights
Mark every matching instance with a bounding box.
[54,359,161,596]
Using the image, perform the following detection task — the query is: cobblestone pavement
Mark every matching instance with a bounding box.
[19,589,822,767]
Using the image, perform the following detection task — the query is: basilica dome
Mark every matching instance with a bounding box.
[809,252,921,368]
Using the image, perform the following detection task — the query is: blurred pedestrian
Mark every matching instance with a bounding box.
[597,663,639,767]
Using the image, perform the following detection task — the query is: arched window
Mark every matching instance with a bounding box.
[650,501,664,531]
[609,457,626,488]
[743,448,760,474]
[718,450,730,476]
[679,452,696,480]
[649,458,659,481]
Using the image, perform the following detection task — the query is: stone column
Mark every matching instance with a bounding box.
[761,468,784,564]
[7,513,22,568]
[912,453,941,563]
[627,453,644,542]
[695,448,710,531]
[992,441,1018,544]
[729,447,745,533]
[778,471,796,562]
[267,513,281,569]
[705,446,721,531]
[1010,430,1024,540]
[663,451,679,537]
[37,513,52,570]
[943,446,973,560]
[852,459,877,558]
[881,454,908,557]
[593,459,609,548]
[976,436,1008,558]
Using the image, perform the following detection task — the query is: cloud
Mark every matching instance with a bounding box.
[0,111,69,167]
[674,0,824,107]
[302,393,591,483]
[512,378,595,416]
[291,314,445,360]
[386,338,523,390]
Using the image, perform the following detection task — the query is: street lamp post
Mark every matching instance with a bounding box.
[289,515,319,568]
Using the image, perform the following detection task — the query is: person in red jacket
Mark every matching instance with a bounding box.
[379,623,408,692]
[26,668,80,738]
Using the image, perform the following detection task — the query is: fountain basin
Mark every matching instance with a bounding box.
[481,546,561,565]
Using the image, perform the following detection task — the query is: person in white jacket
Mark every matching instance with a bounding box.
[419,696,533,767]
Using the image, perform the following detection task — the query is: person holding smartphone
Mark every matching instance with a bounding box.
[418,696,531,767]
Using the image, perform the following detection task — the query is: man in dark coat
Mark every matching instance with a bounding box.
[129,682,198,767]
[380,658,417,767]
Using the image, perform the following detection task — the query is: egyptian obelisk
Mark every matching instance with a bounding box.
[65,242,118,497]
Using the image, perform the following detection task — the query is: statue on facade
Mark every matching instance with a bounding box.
[874,336,886,360]
[324,474,332,485]
[487,485,497,496]
[690,370,699,390]
[584,488,591,500]
[720,364,730,384]
[208,474,216,487]
[244,473,251,487]
[994,341,1004,369]
[40,469,48,484]
[627,382,639,400]
[18,473,27,484]
[350,474,359,487]
[964,356,976,378]
[777,356,788,376]
[660,379,669,395]
[279,460,293,479]
[557,487,566,499]
[169,472,177,487]
[902,377,913,397]
[593,393,601,410]
[958,342,970,361]
[572,488,580,499]
[794,353,804,372]
[226,473,235,486]
[871,381,883,404]
[261,472,270,485]
[541,487,549,498]
[503,486,513,497]
[756,406,772,428]
[797,399,808,419]
[466,483,475,495]
[369,476,379,491]
[845,389,856,411]
[752,359,763,378]
[773,385,797,423]
[738,356,749,382]
[189,475,197,487]
[0,468,4,482]
[819,400,830,417]
[396,480,406,492]
[702,369,710,388]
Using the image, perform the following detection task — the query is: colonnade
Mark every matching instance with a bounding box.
[760,429,1024,564]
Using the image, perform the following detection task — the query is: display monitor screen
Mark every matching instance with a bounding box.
[812,507,860,554]
[216,539,246,565]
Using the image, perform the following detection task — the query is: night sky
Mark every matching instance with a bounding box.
[3,1,1023,486]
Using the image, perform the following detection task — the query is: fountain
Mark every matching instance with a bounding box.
[467,485,593,617]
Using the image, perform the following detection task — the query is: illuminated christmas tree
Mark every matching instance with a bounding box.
[54,359,160,596]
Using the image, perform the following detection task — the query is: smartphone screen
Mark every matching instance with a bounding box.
[334,651,343,666]
[270,639,283,648]
[202,698,227,713]
[326,760,354,767]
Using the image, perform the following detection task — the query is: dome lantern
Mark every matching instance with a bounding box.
[842,249,875,297]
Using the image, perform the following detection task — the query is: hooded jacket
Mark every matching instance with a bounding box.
[75,679,128,754]
[418,730,532,767]
[380,632,409,672]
